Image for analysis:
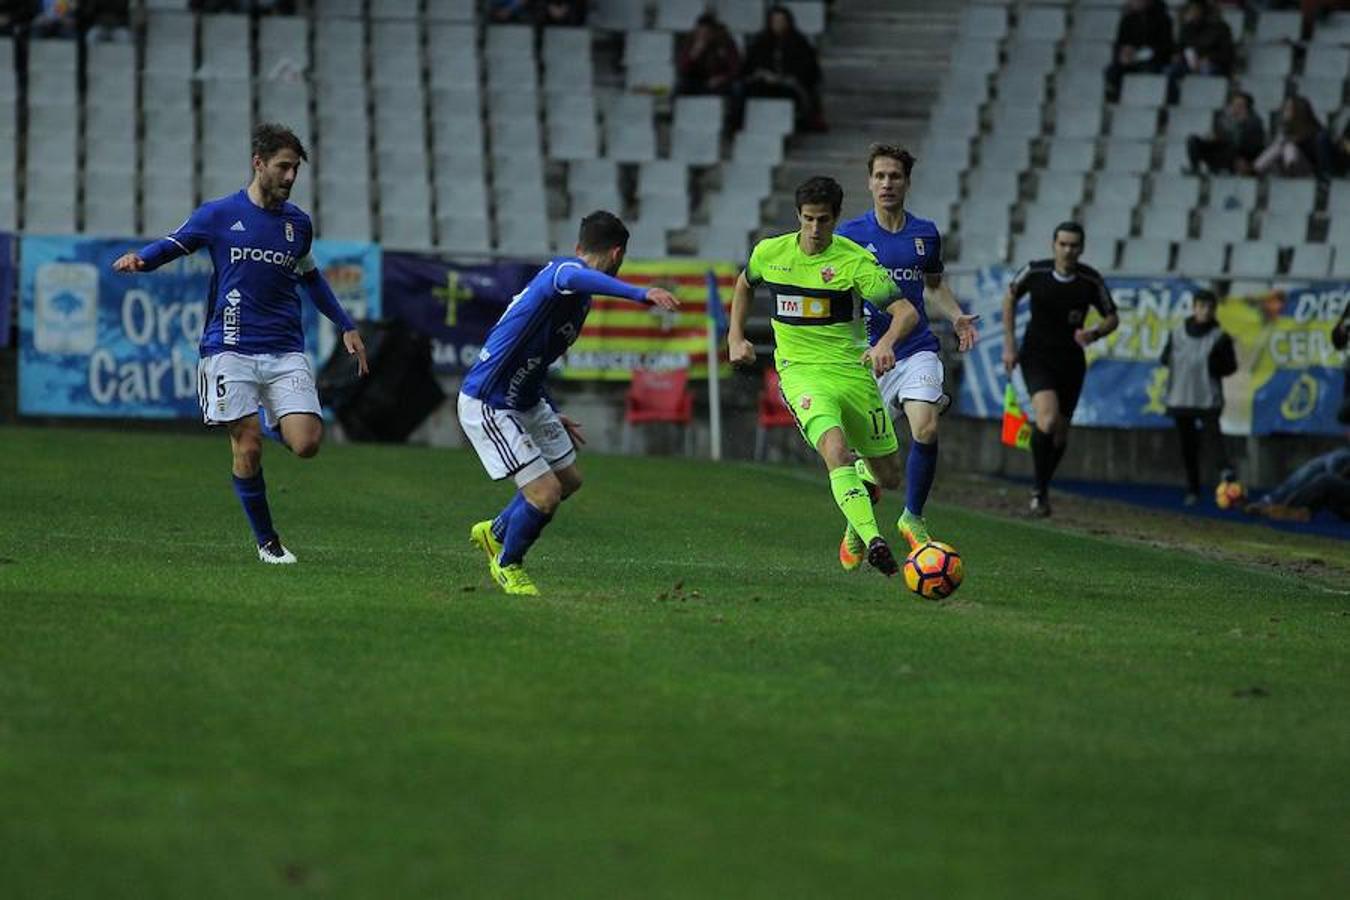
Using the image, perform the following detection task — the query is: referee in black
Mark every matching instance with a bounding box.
[1002,222,1120,516]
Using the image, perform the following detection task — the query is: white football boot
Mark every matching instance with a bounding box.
[257,538,298,564]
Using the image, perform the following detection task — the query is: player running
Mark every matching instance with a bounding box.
[1002,222,1119,516]
[835,143,980,567]
[728,176,919,577]
[112,123,368,564]
[459,211,678,596]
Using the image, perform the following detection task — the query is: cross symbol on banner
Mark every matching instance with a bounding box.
[433,270,475,327]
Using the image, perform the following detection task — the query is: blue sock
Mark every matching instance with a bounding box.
[232,469,278,545]
[499,500,552,566]
[905,440,939,516]
[258,406,287,448]
[492,492,529,542]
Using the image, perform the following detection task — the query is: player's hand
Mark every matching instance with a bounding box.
[953,314,980,352]
[728,336,756,367]
[1002,347,1018,375]
[646,287,679,310]
[112,252,145,273]
[1073,327,1096,348]
[863,344,895,376]
[560,414,586,446]
[343,329,369,377]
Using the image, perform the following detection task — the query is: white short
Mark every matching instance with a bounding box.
[457,393,578,486]
[876,349,945,414]
[197,351,321,428]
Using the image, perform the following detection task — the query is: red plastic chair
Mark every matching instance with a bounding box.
[755,367,798,459]
[623,368,694,453]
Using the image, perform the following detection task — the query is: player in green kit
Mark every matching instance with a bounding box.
[728,176,920,575]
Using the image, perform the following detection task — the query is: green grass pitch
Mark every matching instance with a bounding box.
[2,426,1347,898]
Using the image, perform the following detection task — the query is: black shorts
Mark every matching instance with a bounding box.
[1020,346,1087,419]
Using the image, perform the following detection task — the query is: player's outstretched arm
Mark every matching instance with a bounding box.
[111,236,193,274]
[301,268,368,376]
[924,274,980,352]
[727,271,756,367]
[554,265,678,309]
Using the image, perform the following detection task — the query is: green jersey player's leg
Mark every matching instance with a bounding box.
[778,361,904,576]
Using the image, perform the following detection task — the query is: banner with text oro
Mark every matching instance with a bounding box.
[18,235,381,418]
[560,259,738,380]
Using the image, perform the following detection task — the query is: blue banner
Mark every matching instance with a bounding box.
[0,234,13,347]
[954,267,1348,436]
[18,235,381,418]
[381,252,537,373]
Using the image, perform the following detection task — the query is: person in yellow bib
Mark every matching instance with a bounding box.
[728,176,920,576]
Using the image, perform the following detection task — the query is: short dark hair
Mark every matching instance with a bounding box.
[252,122,308,162]
[867,143,916,177]
[794,176,843,216]
[1193,289,1219,307]
[577,210,630,253]
[1229,89,1254,108]
[1053,221,1085,243]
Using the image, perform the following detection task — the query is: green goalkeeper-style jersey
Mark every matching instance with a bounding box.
[744,231,899,366]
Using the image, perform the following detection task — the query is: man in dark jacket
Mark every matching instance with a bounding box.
[1187,90,1267,174]
[1105,0,1175,101]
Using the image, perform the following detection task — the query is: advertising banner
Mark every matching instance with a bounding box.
[18,235,381,418]
[380,252,537,374]
[560,259,737,380]
[954,266,1347,436]
[0,234,13,347]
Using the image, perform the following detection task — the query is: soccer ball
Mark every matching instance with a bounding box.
[1215,480,1246,510]
[903,541,964,600]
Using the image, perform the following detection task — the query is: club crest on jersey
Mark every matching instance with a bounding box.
[799,394,812,410]
[820,266,836,284]
[284,222,294,242]
[914,238,926,256]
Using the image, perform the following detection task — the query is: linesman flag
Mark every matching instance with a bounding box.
[1001,383,1032,450]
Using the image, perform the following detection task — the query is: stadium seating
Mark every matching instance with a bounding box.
[0,0,1341,275]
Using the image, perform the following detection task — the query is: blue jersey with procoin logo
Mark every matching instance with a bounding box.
[165,190,317,357]
[837,209,944,359]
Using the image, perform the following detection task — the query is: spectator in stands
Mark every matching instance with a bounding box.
[740,4,824,131]
[31,0,78,38]
[1254,94,1332,178]
[1166,0,1235,99]
[1245,446,1350,521]
[676,13,742,98]
[537,0,586,26]
[1160,289,1239,506]
[1105,0,1175,102]
[488,0,532,24]
[1187,90,1266,174]
[83,0,129,42]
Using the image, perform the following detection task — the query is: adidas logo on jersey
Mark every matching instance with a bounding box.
[865,243,878,254]
[230,221,246,232]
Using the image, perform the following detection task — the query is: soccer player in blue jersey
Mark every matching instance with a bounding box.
[112,123,368,565]
[459,211,679,596]
[835,144,980,567]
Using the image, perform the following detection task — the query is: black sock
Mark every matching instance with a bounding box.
[1031,428,1055,496]
[1049,437,1069,482]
